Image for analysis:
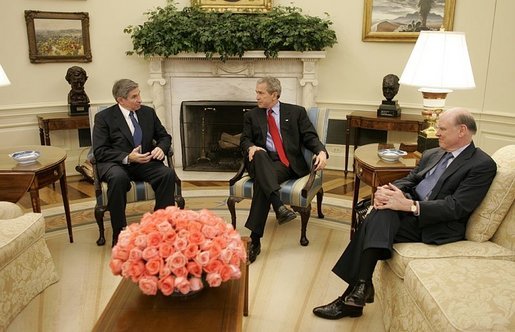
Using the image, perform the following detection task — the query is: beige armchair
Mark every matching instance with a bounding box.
[0,202,59,330]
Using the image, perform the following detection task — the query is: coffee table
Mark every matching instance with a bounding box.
[93,241,249,331]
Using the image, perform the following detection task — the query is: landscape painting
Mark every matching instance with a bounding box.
[362,0,456,42]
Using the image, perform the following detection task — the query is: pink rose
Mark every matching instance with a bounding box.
[187,221,203,233]
[158,242,174,258]
[199,239,212,251]
[229,264,241,279]
[188,230,205,246]
[205,259,223,274]
[117,231,132,247]
[138,275,158,295]
[175,218,190,231]
[212,236,228,251]
[189,277,204,291]
[220,265,233,282]
[111,246,129,261]
[219,249,233,264]
[159,264,172,279]
[126,260,145,282]
[208,243,223,260]
[172,266,188,278]
[162,230,177,243]
[202,225,219,239]
[146,231,162,247]
[229,253,242,266]
[129,247,143,261]
[145,257,162,275]
[156,220,172,234]
[186,261,203,277]
[173,237,188,251]
[183,244,199,259]
[142,246,159,261]
[195,251,210,266]
[206,272,222,287]
[167,252,187,269]
[175,277,191,294]
[134,234,148,249]
[109,258,123,275]
[199,209,218,225]
[158,275,175,296]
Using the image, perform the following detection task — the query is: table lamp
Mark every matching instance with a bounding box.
[399,31,475,152]
[0,64,11,87]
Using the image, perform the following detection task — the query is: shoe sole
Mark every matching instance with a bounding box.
[277,213,296,225]
[313,310,363,319]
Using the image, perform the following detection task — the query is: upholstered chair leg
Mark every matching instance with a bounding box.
[316,188,324,218]
[292,205,310,246]
[95,206,107,246]
[227,196,243,229]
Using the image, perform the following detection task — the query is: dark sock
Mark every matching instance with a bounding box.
[270,191,283,212]
[250,232,261,246]
[357,248,383,282]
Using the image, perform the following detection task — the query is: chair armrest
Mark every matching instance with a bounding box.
[229,159,247,186]
[301,158,319,198]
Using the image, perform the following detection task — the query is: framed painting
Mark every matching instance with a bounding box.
[191,0,272,13]
[362,0,456,42]
[25,10,92,63]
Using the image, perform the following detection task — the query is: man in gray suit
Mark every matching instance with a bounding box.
[313,107,497,319]
[93,79,175,246]
[240,76,328,263]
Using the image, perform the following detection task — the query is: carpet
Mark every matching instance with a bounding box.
[42,192,353,233]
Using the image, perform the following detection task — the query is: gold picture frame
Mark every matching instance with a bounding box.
[25,10,92,63]
[362,0,456,42]
[191,0,272,13]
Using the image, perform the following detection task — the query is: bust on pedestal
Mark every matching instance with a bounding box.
[65,66,90,116]
[377,74,401,117]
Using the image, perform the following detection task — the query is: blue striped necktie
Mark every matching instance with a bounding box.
[415,152,454,201]
[129,112,142,147]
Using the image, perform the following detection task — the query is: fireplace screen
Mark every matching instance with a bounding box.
[180,101,256,171]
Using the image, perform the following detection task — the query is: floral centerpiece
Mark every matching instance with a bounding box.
[109,207,247,296]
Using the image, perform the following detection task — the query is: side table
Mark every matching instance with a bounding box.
[345,111,424,177]
[37,112,90,146]
[351,144,419,238]
[0,145,74,243]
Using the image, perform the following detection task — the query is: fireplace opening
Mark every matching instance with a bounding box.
[180,101,256,172]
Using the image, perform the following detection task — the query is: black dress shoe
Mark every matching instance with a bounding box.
[248,242,261,263]
[276,205,296,225]
[342,282,375,304]
[313,297,363,319]
[344,279,374,307]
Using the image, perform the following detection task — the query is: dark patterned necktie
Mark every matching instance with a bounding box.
[129,112,142,147]
[415,152,454,201]
[267,109,289,167]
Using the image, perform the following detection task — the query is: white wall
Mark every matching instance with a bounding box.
[0,0,513,172]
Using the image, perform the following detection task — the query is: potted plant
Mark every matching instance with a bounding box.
[125,3,337,61]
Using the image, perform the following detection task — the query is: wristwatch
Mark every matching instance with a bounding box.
[411,200,418,214]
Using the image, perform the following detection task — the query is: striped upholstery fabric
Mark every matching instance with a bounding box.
[99,181,156,206]
[229,107,328,209]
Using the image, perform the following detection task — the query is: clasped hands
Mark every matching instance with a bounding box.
[247,146,327,171]
[374,183,412,212]
[128,146,165,164]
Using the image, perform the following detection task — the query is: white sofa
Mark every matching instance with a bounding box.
[0,202,59,330]
[374,145,515,331]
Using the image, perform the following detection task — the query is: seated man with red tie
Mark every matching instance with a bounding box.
[240,76,329,263]
[93,79,176,246]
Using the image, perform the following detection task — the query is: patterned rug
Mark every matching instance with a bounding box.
[43,194,352,233]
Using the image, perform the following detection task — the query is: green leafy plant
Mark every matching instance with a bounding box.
[124,3,337,61]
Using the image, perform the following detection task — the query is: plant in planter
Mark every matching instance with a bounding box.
[124,3,337,60]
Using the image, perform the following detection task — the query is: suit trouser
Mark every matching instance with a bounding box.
[102,160,176,232]
[244,151,294,237]
[331,209,421,285]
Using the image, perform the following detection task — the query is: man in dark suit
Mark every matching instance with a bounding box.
[93,79,175,246]
[313,107,497,319]
[241,76,328,263]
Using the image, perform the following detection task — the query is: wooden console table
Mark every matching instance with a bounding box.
[351,144,419,238]
[0,145,74,243]
[37,112,89,146]
[345,111,424,177]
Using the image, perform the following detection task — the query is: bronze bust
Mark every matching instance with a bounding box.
[378,74,401,117]
[65,66,90,115]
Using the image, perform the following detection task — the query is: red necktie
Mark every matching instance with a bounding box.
[267,109,289,167]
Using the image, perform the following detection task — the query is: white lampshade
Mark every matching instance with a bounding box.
[0,65,11,87]
[400,31,475,92]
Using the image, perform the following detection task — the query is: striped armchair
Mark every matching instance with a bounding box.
[227,107,329,246]
[89,105,185,246]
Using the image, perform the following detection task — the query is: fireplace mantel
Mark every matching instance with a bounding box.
[146,51,326,168]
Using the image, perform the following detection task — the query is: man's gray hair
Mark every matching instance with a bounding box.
[257,76,282,98]
[449,107,477,134]
[112,79,139,101]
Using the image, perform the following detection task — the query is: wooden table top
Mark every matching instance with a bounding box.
[0,145,66,172]
[354,143,419,170]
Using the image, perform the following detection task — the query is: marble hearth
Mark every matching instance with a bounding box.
[145,51,326,169]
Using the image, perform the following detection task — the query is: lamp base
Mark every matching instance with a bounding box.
[417,133,439,153]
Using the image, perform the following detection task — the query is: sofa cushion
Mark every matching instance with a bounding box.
[388,241,515,278]
[0,202,23,219]
[405,259,515,331]
[492,202,515,251]
[466,145,515,242]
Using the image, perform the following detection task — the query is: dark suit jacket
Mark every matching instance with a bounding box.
[92,104,171,180]
[393,143,497,244]
[240,103,327,178]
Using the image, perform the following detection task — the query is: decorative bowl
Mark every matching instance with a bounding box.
[377,149,407,162]
[9,150,40,164]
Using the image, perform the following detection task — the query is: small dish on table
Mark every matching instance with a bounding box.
[377,149,407,162]
[9,150,40,164]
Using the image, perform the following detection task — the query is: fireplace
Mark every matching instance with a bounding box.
[180,101,256,171]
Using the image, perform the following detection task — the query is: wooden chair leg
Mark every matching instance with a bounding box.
[292,204,311,246]
[95,205,107,246]
[227,196,243,229]
[316,188,324,218]
[175,195,185,209]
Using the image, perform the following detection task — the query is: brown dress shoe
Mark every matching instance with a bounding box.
[276,205,296,225]
[313,297,363,319]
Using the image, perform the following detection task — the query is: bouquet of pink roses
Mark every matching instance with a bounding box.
[109,206,247,296]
